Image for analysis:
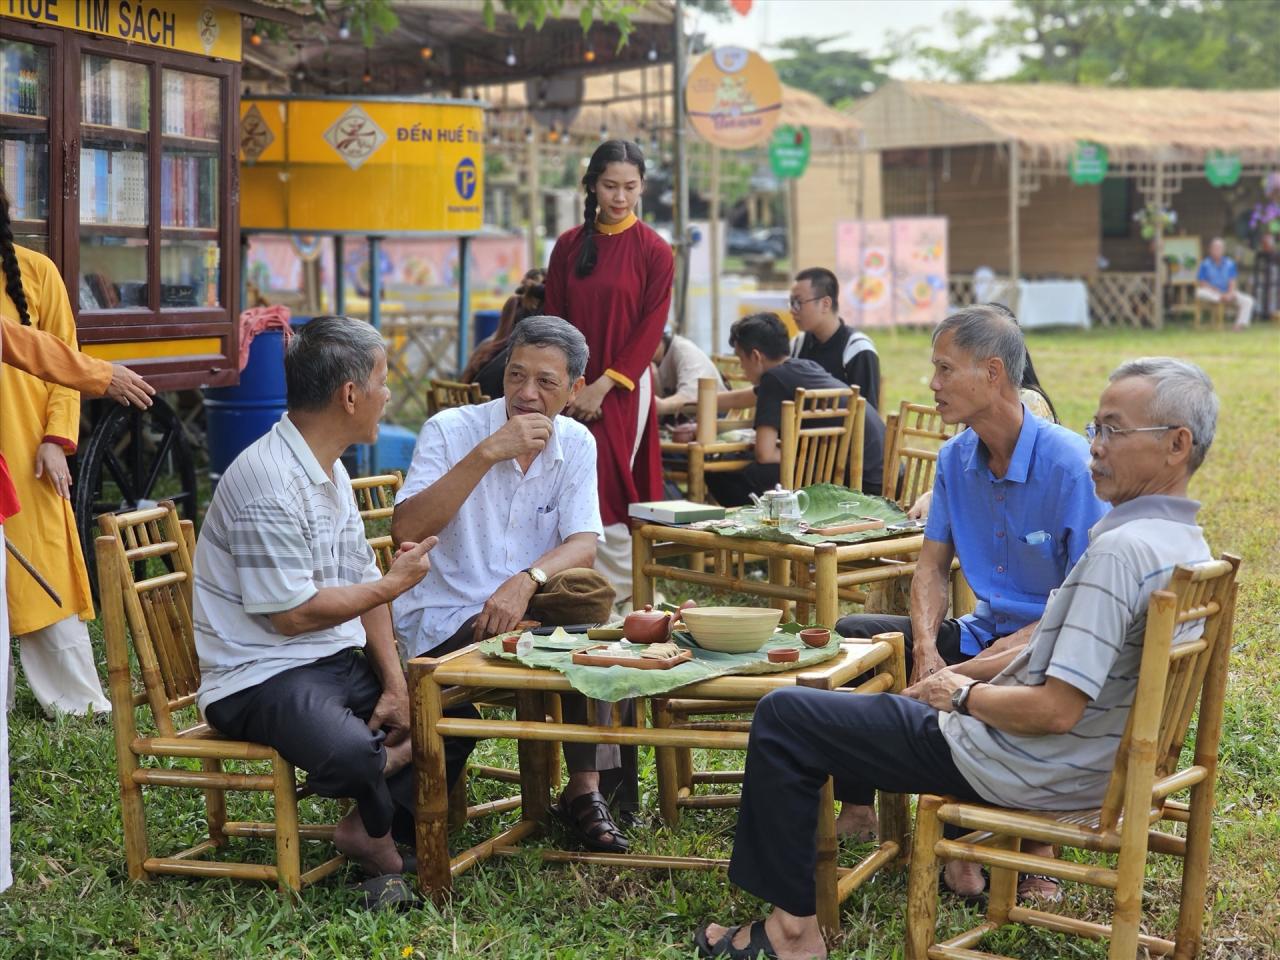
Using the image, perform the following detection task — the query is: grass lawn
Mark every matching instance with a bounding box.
[4,324,1278,959]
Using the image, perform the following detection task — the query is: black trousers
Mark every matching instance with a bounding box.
[728,687,983,917]
[205,648,477,845]
[833,613,985,803]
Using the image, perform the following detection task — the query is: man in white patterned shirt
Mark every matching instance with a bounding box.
[194,316,475,884]
[393,315,631,854]
[694,357,1218,960]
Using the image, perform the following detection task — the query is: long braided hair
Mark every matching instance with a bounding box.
[0,179,32,324]
[574,139,646,278]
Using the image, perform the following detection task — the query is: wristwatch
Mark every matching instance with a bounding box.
[951,680,979,716]
[523,566,548,589]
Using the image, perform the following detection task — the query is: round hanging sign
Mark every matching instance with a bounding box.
[1205,151,1242,188]
[1068,141,1109,185]
[769,124,811,178]
[685,47,783,150]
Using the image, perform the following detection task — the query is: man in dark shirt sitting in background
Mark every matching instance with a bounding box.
[706,312,884,507]
[789,267,881,410]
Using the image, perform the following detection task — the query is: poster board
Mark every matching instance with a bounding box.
[1161,235,1202,285]
[835,217,948,327]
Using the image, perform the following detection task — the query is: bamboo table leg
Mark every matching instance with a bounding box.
[632,526,655,610]
[515,690,552,825]
[814,544,839,629]
[410,659,453,902]
[652,698,681,826]
[768,555,792,620]
[815,776,839,936]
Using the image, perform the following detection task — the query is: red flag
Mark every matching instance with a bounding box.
[730,0,753,15]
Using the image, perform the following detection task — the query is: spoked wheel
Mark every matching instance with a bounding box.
[73,394,199,597]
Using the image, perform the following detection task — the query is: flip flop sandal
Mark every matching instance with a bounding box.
[356,873,419,912]
[552,790,630,853]
[1017,873,1064,904]
[693,921,779,959]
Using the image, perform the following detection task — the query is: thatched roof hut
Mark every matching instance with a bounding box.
[852,81,1280,166]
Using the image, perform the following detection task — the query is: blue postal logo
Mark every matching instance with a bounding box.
[455,158,477,200]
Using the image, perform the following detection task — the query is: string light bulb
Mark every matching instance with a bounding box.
[583,45,596,63]
[420,46,433,60]
[524,127,533,143]
[250,31,263,47]
[337,17,351,40]
[647,45,658,62]
[505,47,517,67]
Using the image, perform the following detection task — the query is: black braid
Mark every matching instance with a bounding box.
[0,182,31,325]
[574,193,599,278]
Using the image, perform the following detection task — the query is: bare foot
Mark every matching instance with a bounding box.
[333,808,403,876]
[834,803,878,842]
[701,910,826,960]
[943,859,985,898]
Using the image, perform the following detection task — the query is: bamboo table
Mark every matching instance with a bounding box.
[409,634,908,936]
[632,523,972,628]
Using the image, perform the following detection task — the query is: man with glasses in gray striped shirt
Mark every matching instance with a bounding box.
[695,358,1216,960]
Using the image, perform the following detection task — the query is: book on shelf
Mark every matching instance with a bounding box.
[2,139,45,220]
[82,57,148,130]
[628,500,727,524]
[79,147,147,226]
[161,152,217,228]
[0,44,48,116]
[162,71,220,140]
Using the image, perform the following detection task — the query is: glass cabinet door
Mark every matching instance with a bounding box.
[77,53,149,311]
[160,68,221,308]
[0,39,52,253]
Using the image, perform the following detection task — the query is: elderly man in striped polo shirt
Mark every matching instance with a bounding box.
[193,316,476,893]
[694,358,1217,960]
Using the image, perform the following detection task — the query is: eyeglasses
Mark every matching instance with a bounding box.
[788,296,824,310]
[1084,420,1178,444]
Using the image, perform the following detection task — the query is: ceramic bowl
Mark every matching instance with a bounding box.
[680,606,783,653]
[767,647,799,663]
[799,627,831,648]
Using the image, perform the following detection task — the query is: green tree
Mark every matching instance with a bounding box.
[897,0,1280,88]
[769,35,893,106]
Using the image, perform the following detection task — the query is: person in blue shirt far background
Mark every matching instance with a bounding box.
[1196,237,1254,329]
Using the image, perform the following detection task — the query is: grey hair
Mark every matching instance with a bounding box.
[285,315,386,412]
[932,305,1026,388]
[1109,357,1218,472]
[507,315,589,381]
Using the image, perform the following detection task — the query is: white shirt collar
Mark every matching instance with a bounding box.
[276,413,333,486]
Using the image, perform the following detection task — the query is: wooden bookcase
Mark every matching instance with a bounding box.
[1,19,240,391]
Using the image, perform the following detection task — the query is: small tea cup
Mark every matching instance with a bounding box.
[799,627,831,648]
[767,647,800,663]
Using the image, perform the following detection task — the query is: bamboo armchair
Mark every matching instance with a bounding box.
[883,401,961,510]
[428,378,487,417]
[779,386,860,490]
[350,470,403,573]
[660,376,755,503]
[97,502,344,894]
[905,555,1240,960]
[1192,297,1228,331]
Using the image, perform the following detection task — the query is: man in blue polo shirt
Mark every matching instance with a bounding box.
[1196,237,1254,329]
[834,305,1107,846]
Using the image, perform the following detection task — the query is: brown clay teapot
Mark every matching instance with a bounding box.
[623,604,673,644]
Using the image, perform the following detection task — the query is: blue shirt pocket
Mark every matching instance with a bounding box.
[1009,534,1063,597]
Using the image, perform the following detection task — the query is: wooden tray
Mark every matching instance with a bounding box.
[571,644,693,670]
[809,518,886,536]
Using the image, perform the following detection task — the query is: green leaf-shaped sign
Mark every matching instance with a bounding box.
[769,124,811,179]
[1069,141,1108,185]
[1205,151,1242,188]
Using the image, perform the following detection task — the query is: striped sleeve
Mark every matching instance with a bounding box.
[1042,551,1141,700]
[226,497,319,615]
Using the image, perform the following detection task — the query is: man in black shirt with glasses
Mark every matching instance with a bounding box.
[789,266,881,411]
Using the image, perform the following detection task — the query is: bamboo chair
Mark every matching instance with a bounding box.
[660,376,755,503]
[98,502,344,894]
[883,400,961,510]
[905,555,1240,960]
[428,378,487,417]
[349,470,403,573]
[1191,297,1228,331]
[712,353,756,423]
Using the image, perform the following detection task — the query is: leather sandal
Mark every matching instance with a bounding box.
[1017,873,1063,904]
[693,921,779,959]
[552,789,629,853]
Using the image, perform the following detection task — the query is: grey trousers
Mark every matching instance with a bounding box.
[205,648,477,843]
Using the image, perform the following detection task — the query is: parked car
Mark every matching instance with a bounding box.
[727,226,787,259]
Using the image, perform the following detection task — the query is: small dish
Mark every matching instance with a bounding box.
[799,627,831,648]
[501,635,520,654]
[767,647,800,663]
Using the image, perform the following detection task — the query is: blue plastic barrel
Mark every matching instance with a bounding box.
[204,329,288,483]
[473,309,502,345]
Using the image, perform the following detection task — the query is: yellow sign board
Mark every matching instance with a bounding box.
[239,98,485,235]
[1,0,243,61]
[686,47,783,150]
